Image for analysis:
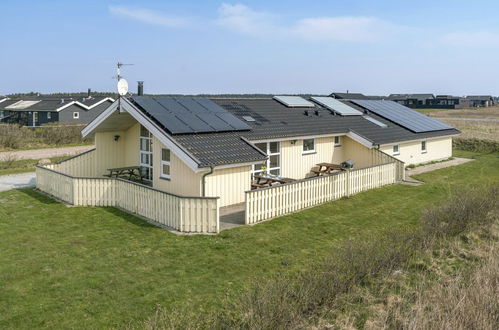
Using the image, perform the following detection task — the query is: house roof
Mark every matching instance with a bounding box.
[127,96,459,167]
[388,94,434,101]
[0,96,114,112]
[465,95,494,101]
[330,92,368,100]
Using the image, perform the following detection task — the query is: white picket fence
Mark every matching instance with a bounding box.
[245,162,397,224]
[36,166,219,233]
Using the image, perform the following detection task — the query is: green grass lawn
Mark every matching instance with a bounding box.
[0,150,498,329]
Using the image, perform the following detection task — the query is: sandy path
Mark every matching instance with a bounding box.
[0,145,94,161]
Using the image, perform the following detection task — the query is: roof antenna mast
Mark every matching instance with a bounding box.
[116,61,133,97]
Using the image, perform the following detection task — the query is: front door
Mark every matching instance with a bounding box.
[32,112,39,126]
[139,125,153,181]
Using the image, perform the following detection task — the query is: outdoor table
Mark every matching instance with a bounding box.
[313,162,343,175]
[106,166,144,181]
[253,173,295,188]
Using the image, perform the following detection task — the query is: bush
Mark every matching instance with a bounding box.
[421,185,499,238]
[453,138,499,153]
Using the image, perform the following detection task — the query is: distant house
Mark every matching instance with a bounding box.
[388,94,435,108]
[465,95,495,107]
[330,92,369,100]
[0,93,114,126]
[431,95,461,108]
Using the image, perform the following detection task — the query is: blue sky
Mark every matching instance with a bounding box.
[1,0,499,95]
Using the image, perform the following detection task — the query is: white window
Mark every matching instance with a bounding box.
[253,142,280,176]
[334,136,342,146]
[421,141,427,153]
[303,138,315,154]
[139,125,153,181]
[32,112,38,126]
[73,112,79,119]
[47,112,51,120]
[393,144,400,155]
[160,148,171,179]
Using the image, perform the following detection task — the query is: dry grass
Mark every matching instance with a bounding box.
[365,224,499,330]
[427,106,499,119]
[442,120,499,141]
[0,123,92,150]
[140,185,499,330]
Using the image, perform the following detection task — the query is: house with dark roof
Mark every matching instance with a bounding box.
[0,93,114,126]
[388,94,435,108]
[35,94,459,233]
[465,95,495,107]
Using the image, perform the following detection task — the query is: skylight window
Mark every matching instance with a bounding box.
[243,115,256,122]
[363,115,388,128]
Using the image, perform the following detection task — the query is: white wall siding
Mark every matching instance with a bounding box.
[379,137,453,165]
[205,165,252,207]
[152,136,203,197]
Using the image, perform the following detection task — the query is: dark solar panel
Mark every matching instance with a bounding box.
[131,96,251,134]
[352,100,453,133]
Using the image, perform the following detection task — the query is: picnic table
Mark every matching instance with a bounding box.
[312,162,343,176]
[252,173,295,189]
[105,166,145,181]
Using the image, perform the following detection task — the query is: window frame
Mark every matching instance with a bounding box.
[139,125,153,181]
[334,136,342,147]
[73,112,79,119]
[421,141,427,153]
[252,142,280,176]
[393,144,400,156]
[302,138,316,154]
[160,148,171,180]
[47,112,51,120]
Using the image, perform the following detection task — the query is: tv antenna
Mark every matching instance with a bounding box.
[115,62,133,96]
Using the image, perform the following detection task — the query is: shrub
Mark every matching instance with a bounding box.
[421,185,499,238]
[453,138,499,153]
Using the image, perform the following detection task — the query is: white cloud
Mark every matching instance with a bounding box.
[216,3,407,42]
[216,3,282,37]
[293,16,401,42]
[443,31,499,46]
[109,5,189,28]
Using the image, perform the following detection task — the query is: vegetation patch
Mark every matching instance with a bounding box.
[453,137,499,153]
[0,150,498,328]
[0,123,92,150]
[0,156,69,176]
[143,185,498,329]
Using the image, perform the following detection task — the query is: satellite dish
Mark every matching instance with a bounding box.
[117,78,129,96]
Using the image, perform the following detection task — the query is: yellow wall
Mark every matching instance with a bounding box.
[279,136,373,178]
[205,165,252,207]
[379,137,452,165]
[151,136,203,196]
[94,123,141,175]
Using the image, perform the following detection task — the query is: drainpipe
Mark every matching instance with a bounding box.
[202,166,214,197]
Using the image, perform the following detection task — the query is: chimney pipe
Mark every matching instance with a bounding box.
[137,81,144,96]
[87,88,91,98]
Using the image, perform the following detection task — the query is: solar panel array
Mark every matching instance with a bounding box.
[311,97,363,116]
[131,96,251,134]
[273,95,315,107]
[352,100,453,133]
